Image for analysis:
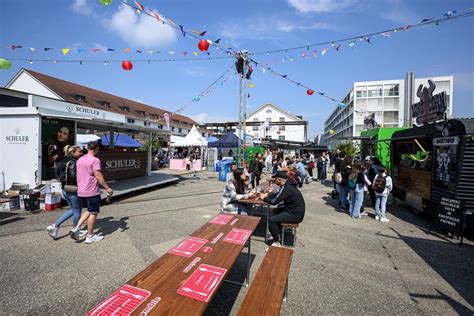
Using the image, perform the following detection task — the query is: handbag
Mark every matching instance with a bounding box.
[63,160,77,193]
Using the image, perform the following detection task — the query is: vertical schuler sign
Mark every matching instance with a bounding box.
[0,115,41,188]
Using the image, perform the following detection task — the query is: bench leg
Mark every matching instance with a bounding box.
[282,228,286,247]
[284,279,288,302]
[265,206,269,243]
[246,237,251,287]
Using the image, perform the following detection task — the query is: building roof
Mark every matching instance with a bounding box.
[247,103,304,121]
[8,69,197,126]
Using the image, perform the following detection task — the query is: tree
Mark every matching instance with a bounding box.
[338,142,357,160]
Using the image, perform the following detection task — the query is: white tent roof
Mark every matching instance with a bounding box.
[76,134,100,144]
[170,125,208,147]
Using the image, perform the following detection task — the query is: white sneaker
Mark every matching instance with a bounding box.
[46,225,59,239]
[85,234,104,244]
[361,211,368,216]
[380,217,390,223]
[375,215,380,221]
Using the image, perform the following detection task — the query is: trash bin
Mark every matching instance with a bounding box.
[218,160,233,181]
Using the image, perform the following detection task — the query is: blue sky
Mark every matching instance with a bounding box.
[1,0,473,138]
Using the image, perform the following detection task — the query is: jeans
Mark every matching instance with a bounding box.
[251,173,260,189]
[349,185,364,218]
[268,209,302,243]
[340,186,349,209]
[55,191,82,227]
[375,195,388,218]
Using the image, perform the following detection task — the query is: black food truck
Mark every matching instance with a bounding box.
[391,119,473,228]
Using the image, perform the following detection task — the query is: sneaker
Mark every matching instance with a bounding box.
[85,234,104,244]
[70,229,80,240]
[46,225,59,239]
[375,215,380,221]
[380,217,390,223]
[361,211,368,216]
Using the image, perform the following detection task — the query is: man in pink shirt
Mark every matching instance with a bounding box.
[72,141,113,244]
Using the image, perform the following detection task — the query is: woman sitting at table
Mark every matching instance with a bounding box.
[220,168,255,214]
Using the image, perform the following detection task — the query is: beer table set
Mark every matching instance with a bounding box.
[87,214,260,315]
[239,197,276,242]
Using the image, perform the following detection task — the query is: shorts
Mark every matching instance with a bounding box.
[80,195,101,215]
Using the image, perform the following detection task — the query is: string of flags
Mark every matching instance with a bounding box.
[249,8,474,56]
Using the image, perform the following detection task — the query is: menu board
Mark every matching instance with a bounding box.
[436,197,465,235]
[168,237,208,257]
[177,264,227,302]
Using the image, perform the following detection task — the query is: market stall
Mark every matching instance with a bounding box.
[169,125,207,170]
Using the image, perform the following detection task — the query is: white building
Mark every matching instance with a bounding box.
[245,103,308,143]
[323,74,453,149]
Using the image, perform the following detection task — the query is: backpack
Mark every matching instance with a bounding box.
[373,176,387,193]
[334,172,342,184]
[348,178,357,190]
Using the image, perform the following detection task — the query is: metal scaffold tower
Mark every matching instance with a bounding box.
[236,51,248,168]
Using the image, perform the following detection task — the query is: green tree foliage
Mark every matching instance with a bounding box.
[338,142,357,159]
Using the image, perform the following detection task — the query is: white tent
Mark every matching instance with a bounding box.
[170,125,208,147]
[76,134,100,144]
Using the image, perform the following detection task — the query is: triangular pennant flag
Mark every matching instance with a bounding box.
[301,52,307,58]
[136,50,142,53]
[167,18,176,27]
[62,48,70,55]
[321,48,328,55]
[11,45,22,50]
[214,38,221,44]
[191,29,199,35]
[382,32,390,37]
[168,51,176,55]
[148,50,154,54]
[134,0,144,11]
[44,48,53,52]
[124,48,131,53]
[151,10,160,22]
[200,31,207,36]
[335,44,341,51]
[282,57,286,63]
[289,56,294,62]
[30,48,37,53]
[92,48,101,53]
[182,51,187,56]
[107,48,115,51]
[193,51,198,56]
[443,10,457,18]
[312,51,318,57]
[399,25,410,30]
[420,18,432,23]
[179,25,185,37]
[364,36,372,44]
[77,48,84,54]
[262,67,266,74]
[348,41,355,48]
[282,74,288,78]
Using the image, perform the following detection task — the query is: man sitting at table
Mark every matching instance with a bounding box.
[259,171,305,248]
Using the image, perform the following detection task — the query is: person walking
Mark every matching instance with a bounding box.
[259,171,305,249]
[372,167,392,222]
[71,141,113,243]
[46,145,87,239]
[347,163,366,219]
[264,150,273,173]
[307,152,315,179]
[249,152,263,189]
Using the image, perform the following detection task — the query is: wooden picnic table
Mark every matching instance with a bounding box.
[239,198,276,242]
[88,214,260,316]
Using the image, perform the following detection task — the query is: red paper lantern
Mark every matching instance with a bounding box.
[277,130,281,135]
[121,60,133,71]
[198,39,209,52]
[307,89,314,95]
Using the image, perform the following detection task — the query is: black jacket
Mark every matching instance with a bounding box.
[56,156,78,186]
[249,158,263,176]
[264,182,305,220]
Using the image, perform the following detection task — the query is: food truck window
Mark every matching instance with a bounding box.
[394,138,433,171]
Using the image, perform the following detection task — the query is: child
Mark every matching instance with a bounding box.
[372,167,393,222]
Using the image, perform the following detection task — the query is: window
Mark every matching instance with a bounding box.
[151,114,158,120]
[253,118,259,122]
[355,86,367,98]
[266,109,272,114]
[178,128,182,133]
[144,121,150,126]
[278,136,285,141]
[252,126,259,131]
[121,106,129,112]
[75,95,86,102]
[279,117,285,122]
[266,117,272,122]
[383,111,399,124]
[279,125,285,131]
[137,110,146,117]
[127,118,135,124]
[384,84,399,96]
[367,98,383,111]
[367,85,382,97]
[171,127,175,132]
[101,101,110,108]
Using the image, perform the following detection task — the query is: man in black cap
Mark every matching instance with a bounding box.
[259,171,305,248]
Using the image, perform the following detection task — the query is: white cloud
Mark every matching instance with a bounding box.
[287,0,358,13]
[191,112,236,123]
[105,4,177,48]
[72,0,93,16]
[219,15,331,41]
[183,66,209,78]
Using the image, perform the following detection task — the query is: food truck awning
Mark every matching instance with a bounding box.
[101,134,144,148]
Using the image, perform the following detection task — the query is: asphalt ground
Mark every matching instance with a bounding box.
[0,171,473,315]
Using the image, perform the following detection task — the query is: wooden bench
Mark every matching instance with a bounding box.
[237,246,293,316]
[282,223,299,247]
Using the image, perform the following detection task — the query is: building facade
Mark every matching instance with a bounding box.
[323,75,453,149]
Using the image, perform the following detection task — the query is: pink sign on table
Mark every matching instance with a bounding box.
[210,214,234,225]
[168,236,208,257]
[87,284,151,316]
[223,228,252,245]
[177,264,227,302]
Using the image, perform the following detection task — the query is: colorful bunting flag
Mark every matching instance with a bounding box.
[348,41,355,48]
[163,112,170,130]
[11,45,22,50]
[92,48,101,53]
[335,44,341,51]
[193,51,198,56]
[30,48,37,53]
[136,50,142,53]
[107,48,115,51]
[151,10,160,22]
[134,0,144,12]
[382,32,391,37]
[124,48,131,53]
[179,25,185,37]
[200,31,207,36]
[301,52,307,58]
[421,18,432,23]
[77,48,84,54]
[191,29,199,35]
[321,48,328,55]
[62,48,70,55]
[168,51,176,55]
[214,38,221,44]
[312,51,318,57]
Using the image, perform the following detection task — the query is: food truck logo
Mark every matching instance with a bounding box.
[66,104,75,113]
[5,127,30,144]
[65,104,101,117]
[411,80,447,125]
[105,159,142,170]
